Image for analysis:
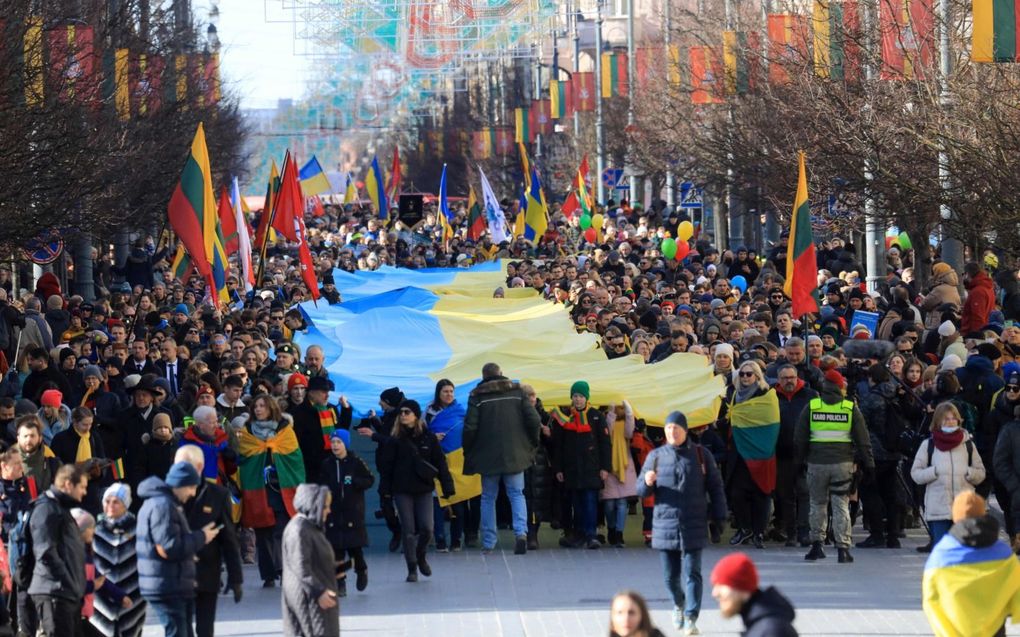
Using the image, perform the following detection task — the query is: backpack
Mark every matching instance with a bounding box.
[927,437,975,468]
[8,504,35,589]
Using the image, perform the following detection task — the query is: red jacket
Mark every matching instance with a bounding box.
[962,271,995,335]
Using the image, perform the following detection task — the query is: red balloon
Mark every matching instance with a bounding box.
[675,241,690,261]
[584,228,597,243]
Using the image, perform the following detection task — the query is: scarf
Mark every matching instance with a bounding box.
[553,407,591,433]
[81,386,95,408]
[933,427,965,452]
[734,382,761,404]
[610,417,629,483]
[251,418,280,441]
[75,429,92,463]
[315,404,337,446]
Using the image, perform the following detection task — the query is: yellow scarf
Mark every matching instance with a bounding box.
[76,430,92,463]
[610,418,629,483]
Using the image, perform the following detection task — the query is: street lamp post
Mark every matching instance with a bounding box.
[595,0,606,204]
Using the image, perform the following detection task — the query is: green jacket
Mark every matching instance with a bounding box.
[794,382,874,469]
[463,377,541,476]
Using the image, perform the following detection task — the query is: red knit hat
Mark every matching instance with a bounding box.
[40,389,63,408]
[710,552,759,593]
[824,369,847,389]
[287,373,309,390]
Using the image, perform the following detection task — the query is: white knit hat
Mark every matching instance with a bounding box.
[938,320,957,338]
[714,343,735,360]
[939,354,964,372]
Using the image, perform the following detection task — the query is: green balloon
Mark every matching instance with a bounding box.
[897,231,912,250]
[661,238,677,260]
[579,214,592,230]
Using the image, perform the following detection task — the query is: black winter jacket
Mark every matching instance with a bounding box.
[858,381,906,466]
[550,406,611,490]
[775,381,817,460]
[740,587,799,637]
[288,400,352,484]
[320,451,375,549]
[184,481,243,594]
[994,418,1020,509]
[378,429,454,498]
[28,487,87,601]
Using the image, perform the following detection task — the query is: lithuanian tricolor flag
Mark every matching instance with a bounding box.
[784,151,819,318]
[550,79,570,119]
[972,0,1020,62]
[600,52,628,98]
[813,0,860,80]
[467,186,486,240]
[236,425,305,528]
[728,389,781,494]
[514,107,531,144]
[167,123,219,295]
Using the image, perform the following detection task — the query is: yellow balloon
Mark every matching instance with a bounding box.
[678,220,694,242]
[591,213,604,230]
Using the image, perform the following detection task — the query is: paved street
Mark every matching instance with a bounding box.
[142,525,969,636]
[140,438,1017,636]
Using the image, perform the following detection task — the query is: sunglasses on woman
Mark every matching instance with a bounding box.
[738,371,756,378]
[399,408,415,415]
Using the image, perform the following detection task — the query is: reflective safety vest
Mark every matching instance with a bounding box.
[808,397,854,443]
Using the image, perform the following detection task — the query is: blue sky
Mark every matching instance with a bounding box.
[213,0,309,109]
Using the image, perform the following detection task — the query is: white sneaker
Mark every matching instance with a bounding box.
[672,606,684,629]
[684,619,700,635]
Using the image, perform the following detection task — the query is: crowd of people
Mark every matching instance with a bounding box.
[0,198,1018,636]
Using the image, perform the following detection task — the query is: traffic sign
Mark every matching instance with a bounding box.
[680,182,703,209]
[602,168,624,191]
[23,238,63,265]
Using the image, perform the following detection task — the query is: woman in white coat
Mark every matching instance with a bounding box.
[911,402,986,546]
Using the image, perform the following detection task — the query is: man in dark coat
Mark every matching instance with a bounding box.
[711,552,798,637]
[463,362,541,554]
[856,365,907,549]
[291,376,350,484]
[21,347,72,405]
[993,403,1020,549]
[176,446,243,637]
[550,380,610,549]
[320,429,374,596]
[136,462,219,636]
[28,464,89,637]
[773,364,817,547]
[638,411,727,635]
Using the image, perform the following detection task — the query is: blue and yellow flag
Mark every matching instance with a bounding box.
[728,389,781,493]
[427,402,480,506]
[343,172,358,205]
[923,531,1020,637]
[438,164,455,243]
[523,165,548,243]
[366,156,388,219]
[298,155,332,196]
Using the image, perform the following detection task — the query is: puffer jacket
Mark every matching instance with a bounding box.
[27,487,87,602]
[921,270,962,328]
[911,431,986,521]
[463,377,541,476]
[962,270,995,335]
[135,476,206,600]
[636,440,728,552]
[524,402,555,522]
[858,381,906,466]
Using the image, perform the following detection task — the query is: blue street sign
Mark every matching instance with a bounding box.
[602,168,624,191]
[680,182,703,209]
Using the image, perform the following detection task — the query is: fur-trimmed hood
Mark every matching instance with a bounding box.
[470,376,520,396]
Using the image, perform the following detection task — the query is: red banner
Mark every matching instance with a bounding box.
[573,72,595,111]
[47,25,99,107]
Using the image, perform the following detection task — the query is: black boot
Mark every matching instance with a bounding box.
[838,548,854,563]
[406,563,418,583]
[356,570,368,591]
[804,541,826,561]
[336,579,347,598]
[855,534,886,548]
[527,525,539,551]
[417,550,432,577]
[388,532,401,553]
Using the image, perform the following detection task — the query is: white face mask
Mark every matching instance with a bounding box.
[941,426,959,434]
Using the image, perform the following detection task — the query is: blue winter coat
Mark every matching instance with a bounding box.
[636,440,727,552]
[135,476,205,600]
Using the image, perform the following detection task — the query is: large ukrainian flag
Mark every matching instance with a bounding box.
[293,261,724,426]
